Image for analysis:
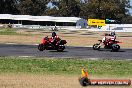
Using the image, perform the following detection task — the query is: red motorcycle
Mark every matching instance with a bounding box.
[93,39,121,52]
[38,36,67,52]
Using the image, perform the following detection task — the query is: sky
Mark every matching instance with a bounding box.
[47,1,54,8]
[130,0,132,15]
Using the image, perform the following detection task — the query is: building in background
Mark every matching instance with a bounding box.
[0,14,88,29]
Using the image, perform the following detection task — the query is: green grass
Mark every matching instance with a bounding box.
[0,28,18,35]
[0,57,132,77]
[0,28,33,36]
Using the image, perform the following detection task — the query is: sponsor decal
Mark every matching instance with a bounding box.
[88,19,105,26]
[79,68,131,86]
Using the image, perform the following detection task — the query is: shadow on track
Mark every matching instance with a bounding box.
[97,49,126,52]
[49,51,68,52]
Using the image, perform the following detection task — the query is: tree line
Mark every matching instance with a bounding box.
[0,0,132,23]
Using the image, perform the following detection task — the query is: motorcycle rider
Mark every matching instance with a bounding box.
[98,31,116,48]
[109,31,116,42]
[51,32,60,45]
[97,33,109,48]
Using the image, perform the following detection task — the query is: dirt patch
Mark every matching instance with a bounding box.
[0,74,81,88]
[0,74,131,88]
[61,32,77,34]
[119,36,132,37]
[0,35,41,44]
[0,30,132,48]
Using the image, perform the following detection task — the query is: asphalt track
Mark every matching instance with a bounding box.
[0,44,132,59]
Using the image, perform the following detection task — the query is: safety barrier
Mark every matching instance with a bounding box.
[11,24,132,32]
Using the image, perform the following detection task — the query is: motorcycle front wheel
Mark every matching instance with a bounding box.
[93,43,100,50]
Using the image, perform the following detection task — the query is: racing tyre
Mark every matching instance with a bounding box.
[111,44,120,52]
[93,43,100,50]
[38,44,44,51]
[79,77,89,86]
[57,45,65,52]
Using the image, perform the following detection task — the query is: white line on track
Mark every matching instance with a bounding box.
[19,56,34,58]
[66,45,92,47]
[34,44,39,45]
[4,43,39,46]
[5,43,17,45]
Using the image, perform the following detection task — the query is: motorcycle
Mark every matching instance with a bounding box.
[38,36,67,52]
[93,39,121,52]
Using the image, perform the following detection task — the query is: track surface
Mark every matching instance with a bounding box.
[0,44,132,59]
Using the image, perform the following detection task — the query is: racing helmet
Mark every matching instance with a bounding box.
[52,32,56,37]
[110,31,115,36]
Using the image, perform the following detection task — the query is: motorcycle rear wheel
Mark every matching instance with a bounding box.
[57,45,65,52]
[111,44,120,52]
[38,44,44,51]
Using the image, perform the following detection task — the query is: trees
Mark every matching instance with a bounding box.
[45,7,59,16]
[79,0,132,23]
[0,0,19,14]
[79,1,97,19]
[58,0,81,17]
[18,0,49,15]
[45,0,81,17]
[0,0,131,23]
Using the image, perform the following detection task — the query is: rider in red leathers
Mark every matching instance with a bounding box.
[98,31,116,48]
[51,32,60,45]
[98,33,109,47]
[109,31,116,43]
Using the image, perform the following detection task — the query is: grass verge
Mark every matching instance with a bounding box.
[0,28,33,36]
[0,28,18,35]
[0,57,131,77]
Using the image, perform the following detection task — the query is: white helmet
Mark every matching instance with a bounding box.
[110,31,115,36]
